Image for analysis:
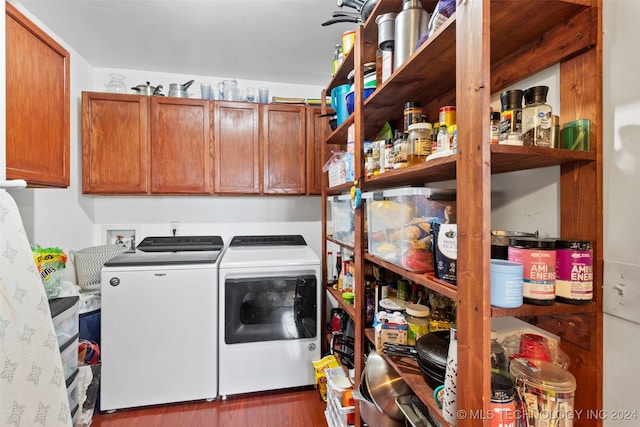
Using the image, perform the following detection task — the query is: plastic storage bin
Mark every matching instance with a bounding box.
[60,334,79,381]
[324,367,355,427]
[66,368,79,412]
[49,296,79,348]
[363,187,456,272]
[330,194,355,246]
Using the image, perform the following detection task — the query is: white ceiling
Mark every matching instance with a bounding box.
[16,0,361,86]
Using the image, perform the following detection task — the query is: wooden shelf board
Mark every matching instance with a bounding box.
[362,145,595,190]
[364,254,458,300]
[326,236,355,252]
[492,300,598,317]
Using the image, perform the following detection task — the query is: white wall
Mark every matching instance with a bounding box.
[602,1,640,424]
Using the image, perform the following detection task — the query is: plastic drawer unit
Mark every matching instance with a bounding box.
[48,296,80,423]
[49,296,80,349]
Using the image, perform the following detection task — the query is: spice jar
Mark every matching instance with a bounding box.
[499,89,524,145]
[407,122,432,164]
[490,111,501,144]
[404,101,423,133]
[392,130,408,169]
[555,239,593,304]
[522,86,552,147]
[405,303,430,345]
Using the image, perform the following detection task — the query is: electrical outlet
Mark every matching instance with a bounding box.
[170,221,180,236]
[603,260,640,324]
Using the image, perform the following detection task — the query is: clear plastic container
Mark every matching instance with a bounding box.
[363,187,456,272]
[509,358,576,426]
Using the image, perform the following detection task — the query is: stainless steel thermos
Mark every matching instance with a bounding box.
[394,0,429,70]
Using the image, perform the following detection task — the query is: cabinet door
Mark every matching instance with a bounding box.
[261,104,307,195]
[213,101,260,194]
[82,93,149,194]
[150,98,213,194]
[306,107,335,195]
[6,4,70,187]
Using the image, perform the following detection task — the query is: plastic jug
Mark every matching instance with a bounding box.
[331,84,350,126]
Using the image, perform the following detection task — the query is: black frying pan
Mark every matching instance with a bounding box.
[322,0,378,26]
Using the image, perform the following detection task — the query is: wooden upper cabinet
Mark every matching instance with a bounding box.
[214,101,260,194]
[306,107,333,195]
[261,104,306,195]
[82,92,149,194]
[150,97,213,194]
[6,3,70,187]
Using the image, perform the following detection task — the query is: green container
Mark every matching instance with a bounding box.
[561,119,590,150]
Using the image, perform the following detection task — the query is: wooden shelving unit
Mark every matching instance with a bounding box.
[320,1,603,426]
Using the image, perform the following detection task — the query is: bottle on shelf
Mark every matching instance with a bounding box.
[393,130,408,169]
[335,251,343,290]
[326,251,335,285]
[384,138,395,171]
[332,44,343,77]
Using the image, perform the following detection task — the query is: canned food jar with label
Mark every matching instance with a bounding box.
[508,238,556,305]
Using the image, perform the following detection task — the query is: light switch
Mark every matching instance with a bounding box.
[603,260,640,325]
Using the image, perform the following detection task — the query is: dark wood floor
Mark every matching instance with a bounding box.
[91,386,327,427]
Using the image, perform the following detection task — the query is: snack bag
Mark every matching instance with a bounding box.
[312,355,340,402]
[31,245,67,299]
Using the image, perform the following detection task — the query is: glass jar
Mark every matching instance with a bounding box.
[392,131,407,169]
[105,73,127,93]
[522,85,552,147]
[405,303,430,345]
[407,122,432,164]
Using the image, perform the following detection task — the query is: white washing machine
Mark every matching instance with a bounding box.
[218,235,321,398]
[100,235,224,411]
